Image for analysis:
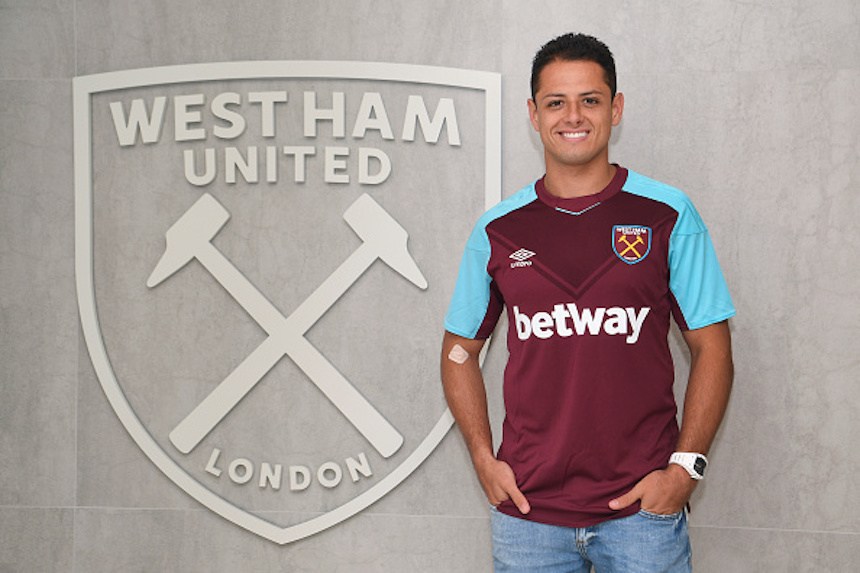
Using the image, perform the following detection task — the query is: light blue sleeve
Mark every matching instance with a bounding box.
[668,196,736,330]
[444,227,493,339]
[443,184,538,338]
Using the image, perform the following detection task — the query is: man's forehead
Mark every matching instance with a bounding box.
[535,60,611,97]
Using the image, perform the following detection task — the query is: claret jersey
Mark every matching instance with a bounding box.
[444,166,735,528]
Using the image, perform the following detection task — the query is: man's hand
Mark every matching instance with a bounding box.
[608,464,696,515]
[474,454,531,514]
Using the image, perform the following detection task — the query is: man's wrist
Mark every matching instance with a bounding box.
[471,449,499,470]
[669,452,708,480]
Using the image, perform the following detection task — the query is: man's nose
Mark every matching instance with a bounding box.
[565,102,583,123]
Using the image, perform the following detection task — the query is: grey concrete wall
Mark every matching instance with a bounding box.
[1,0,858,571]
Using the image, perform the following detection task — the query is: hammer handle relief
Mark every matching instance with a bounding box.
[169,326,404,458]
[283,330,404,459]
[286,243,375,335]
[169,335,285,454]
[197,243,286,335]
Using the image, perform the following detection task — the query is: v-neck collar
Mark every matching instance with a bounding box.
[535,166,628,215]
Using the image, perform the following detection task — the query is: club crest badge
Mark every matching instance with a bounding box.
[74,61,500,544]
[613,225,651,264]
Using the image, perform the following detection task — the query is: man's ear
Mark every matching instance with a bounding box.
[527,98,539,131]
[611,92,625,126]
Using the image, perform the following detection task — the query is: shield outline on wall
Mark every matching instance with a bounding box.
[73,61,501,544]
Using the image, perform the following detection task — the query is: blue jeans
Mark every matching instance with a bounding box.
[490,507,691,573]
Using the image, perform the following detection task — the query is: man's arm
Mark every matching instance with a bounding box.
[440,331,530,514]
[609,320,734,514]
[675,320,735,454]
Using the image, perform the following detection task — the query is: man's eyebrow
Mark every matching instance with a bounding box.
[575,89,610,99]
[539,89,607,100]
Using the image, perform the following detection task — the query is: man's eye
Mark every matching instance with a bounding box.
[547,100,562,108]
[584,98,599,106]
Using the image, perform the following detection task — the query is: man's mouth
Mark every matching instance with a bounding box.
[560,130,588,141]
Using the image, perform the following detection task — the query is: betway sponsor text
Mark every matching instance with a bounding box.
[513,304,650,344]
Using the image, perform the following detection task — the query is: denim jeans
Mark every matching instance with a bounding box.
[490,507,692,573]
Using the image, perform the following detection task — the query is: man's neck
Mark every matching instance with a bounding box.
[543,162,616,199]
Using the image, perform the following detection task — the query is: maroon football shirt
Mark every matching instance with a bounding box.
[445,167,735,527]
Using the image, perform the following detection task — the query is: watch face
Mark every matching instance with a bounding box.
[694,457,707,475]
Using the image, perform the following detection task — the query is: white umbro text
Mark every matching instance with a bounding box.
[510,248,535,268]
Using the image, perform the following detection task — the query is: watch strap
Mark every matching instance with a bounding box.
[669,452,708,480]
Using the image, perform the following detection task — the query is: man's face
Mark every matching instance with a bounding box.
[528,59,624,172]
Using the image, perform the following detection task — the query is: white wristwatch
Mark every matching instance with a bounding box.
[669,452,708,480]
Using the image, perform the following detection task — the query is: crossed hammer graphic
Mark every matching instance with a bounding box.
[617,234,644,259]
[147,193,428,459]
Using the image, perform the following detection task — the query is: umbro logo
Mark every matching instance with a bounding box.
[510,248,535,261]
[509,248,535,268]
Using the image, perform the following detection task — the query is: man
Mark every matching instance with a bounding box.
[441,33,734,572]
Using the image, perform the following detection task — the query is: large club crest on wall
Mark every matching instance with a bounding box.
[74,61,500,544]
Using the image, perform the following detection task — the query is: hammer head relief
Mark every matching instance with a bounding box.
[343,194,428,290]
[147,193,230,288]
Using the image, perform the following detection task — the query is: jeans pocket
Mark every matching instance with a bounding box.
[637,508,684,521]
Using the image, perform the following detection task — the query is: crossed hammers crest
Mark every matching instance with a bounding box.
[617,234,644,259]
[147,193,427,459]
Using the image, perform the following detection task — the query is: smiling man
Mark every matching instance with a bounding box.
[441,34,735,572]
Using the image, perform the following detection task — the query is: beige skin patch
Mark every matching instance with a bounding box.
[448,343,469,364]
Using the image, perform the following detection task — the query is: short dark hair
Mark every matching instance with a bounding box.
[530,33,617,100]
